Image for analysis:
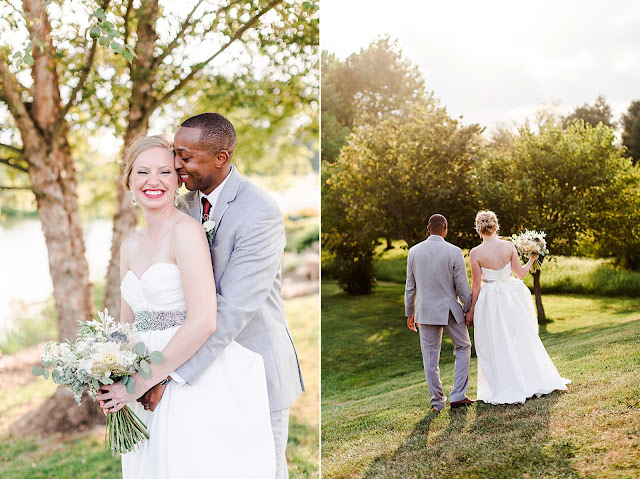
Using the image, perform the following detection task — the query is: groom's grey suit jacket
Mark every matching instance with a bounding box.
[176,166,304,412]
[404,235,472,325]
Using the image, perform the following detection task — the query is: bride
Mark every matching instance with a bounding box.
[466,210,570,405]
[97,136,275,477]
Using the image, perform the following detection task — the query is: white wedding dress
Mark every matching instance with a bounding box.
[120,262,275,478]
[474,263,570,405]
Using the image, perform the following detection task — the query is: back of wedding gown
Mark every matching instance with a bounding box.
[120,263,275,478]
[473,263,570,405]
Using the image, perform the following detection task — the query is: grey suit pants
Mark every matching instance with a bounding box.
[271,408,290,479]
[418,313,471,409]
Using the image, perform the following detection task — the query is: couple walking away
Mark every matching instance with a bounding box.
[405,211,570,410]
[97,113,305,478]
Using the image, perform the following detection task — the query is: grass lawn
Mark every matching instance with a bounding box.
[321,281,640,478]
[0,294,319,479]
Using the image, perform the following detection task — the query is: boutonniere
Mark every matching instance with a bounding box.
[203,217,216,245]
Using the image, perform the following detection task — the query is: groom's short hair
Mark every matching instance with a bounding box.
[428,214,447,232]
[181,113,237,158]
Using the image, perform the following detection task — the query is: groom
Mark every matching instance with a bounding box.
[404,214,473,411]
[139,113,304,478]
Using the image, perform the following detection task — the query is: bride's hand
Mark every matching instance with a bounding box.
[97,376,149,414]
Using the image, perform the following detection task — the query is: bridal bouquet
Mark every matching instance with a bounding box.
[510,230,549,273]
[32,309,164,455]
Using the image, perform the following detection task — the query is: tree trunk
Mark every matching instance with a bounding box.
[0,0,100,433]
[29,139,94,340]
[16,0,94,340]
[531,269,547,323]
[103,0,160,317]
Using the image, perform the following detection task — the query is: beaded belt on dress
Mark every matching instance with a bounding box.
[134,310,187,331]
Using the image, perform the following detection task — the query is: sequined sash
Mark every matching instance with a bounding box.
[134,310,187,331]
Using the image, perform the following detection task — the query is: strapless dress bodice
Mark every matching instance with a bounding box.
[120,263,186,332]
[481,262,513,282]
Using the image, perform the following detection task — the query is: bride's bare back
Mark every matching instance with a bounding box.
[471,237,514,271]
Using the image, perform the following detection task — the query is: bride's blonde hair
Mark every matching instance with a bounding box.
[475,210,499,235]
[122,135,175,191]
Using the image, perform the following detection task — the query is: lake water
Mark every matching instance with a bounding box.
[0,174,319,338]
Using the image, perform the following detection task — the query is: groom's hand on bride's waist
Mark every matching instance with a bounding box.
[137,381,168,412]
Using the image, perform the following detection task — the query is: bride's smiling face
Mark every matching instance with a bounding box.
[130,147,179,208]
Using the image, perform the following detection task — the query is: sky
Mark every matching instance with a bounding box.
[321,0,640,132]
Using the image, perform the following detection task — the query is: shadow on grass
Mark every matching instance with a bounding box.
[364,392,579,479]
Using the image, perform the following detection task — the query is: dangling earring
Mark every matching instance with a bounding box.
[131,192,138,206]
[174,190,180,207]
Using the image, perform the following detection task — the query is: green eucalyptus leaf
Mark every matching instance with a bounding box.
[140,359,151,374]
[52,369,60,383]
[91,378,100,390]
[123,49,133,62]
[149,351,164,364]
[32,365,43,376]
[102,376,114,385]
[23,54,34,66]
[135,342,146,356]
[42,368,49,380]
[126,378,135,394]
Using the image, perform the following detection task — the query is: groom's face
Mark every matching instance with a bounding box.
[174,127,227,195]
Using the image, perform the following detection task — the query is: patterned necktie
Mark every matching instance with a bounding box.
[201,197,211,223]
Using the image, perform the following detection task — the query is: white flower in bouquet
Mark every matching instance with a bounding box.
[510,230,549,273]
[32,308,164,455]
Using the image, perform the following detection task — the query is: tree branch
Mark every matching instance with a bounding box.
[0,158,29,173]
[123,0,134,45]
[151,0,207,70]
[53,0,111,138]
[0,184,31,190]
[0,142,24,156]
[152,0,282,111]
[0,56,37,134]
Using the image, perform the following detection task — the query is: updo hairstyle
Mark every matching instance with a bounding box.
[475,210,500,236]
[122,135,175,191]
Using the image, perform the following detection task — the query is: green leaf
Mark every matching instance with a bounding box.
[98,36,108,46]
[149,351,164,364]
[107,29,119,40]
[52,369,60,383]
[23,54,34,66]
[89,27,100,38]
[140,359,151,374]
[42,368,49,380]
[93,8,106,20]
[135,342,146,356]
[91,378,100,390]
[102,376,114,385]
[123,49,133,62]
[125,377,135,394]
[102,21,113,30]
[32,365,44,376]
[15,59,23,68]
[110,42,123,54]
[139,359,152,379]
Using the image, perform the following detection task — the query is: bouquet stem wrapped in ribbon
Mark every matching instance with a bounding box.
[32,309,163,455]
[510,230,549,273]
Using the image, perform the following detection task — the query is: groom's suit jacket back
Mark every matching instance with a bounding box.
[404,235,472,326]
[176,166,304,412]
